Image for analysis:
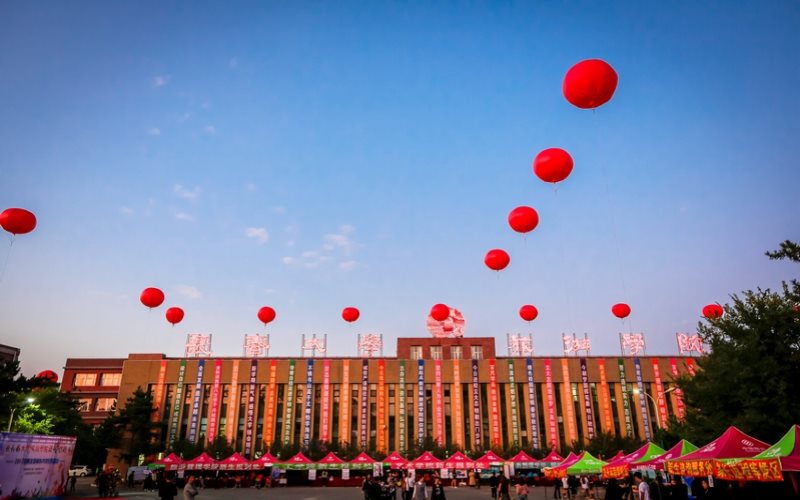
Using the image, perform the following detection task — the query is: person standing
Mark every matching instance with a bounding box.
[431,478,446,500]
[183,476,199,500]
[633,473,649,500]
[498,473,511,500]
[412,475,428,500]
[515,479,529,500]
[552,475,561,499]
[404,472,416,500]
[489,473,499,500]
[560,477,570,499]
[68,475,77,495]
[158,476,178,500]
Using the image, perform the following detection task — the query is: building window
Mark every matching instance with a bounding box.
[95,398,117,412]
[430,346,442,360]
[77,398,93,412]
[470,346,483,360]
[450,346,463,360]
[99,373,121,386]
[410,346,423,360]
[74,373,97,386]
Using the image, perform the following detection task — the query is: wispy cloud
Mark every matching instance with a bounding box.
[204,125,216,135]
[245,227,269,244]
[282,256,296,265]
[147,127,161,136]
[322,225,358,255]
[176,285,202,300]
[151,75,170,88]
[339,260,358,271]
[283,224,361,270]
[175,212,195,222]
[173,184,202,200]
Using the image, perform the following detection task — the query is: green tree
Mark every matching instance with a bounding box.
[673,241,800,445]
[206,435,234,459]
[115,387,160,462]
[13,403,55,434]
[169,438,204,460]
[0,361,36,430]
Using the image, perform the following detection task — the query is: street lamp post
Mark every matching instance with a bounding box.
[633,387,676,431]
[7,397,35,432]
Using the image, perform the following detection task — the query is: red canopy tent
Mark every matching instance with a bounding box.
[540,451,564,465]
[606,450,625,462]
[184,452,220,471]
[601,443,666,479]
[349,452,377,470]
[251,452,281,468]
[153,453,185,471]
[715,425,800,482]
[443,451,475,469]
[283,452,315,469]
[384,452,410,469]
[543,452,579,478]
[666,426,770,477]
[317,452,346,469]
[509,451,537,466]
[632,440,698,471]
[217,452,252,471]
[475,451,505,469]
[410,451,444,469]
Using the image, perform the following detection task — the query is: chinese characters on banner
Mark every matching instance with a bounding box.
[669,358,686,419]
[264,360,278,443]
[507,360,520,444]
[340,361,351,444]
[508,334,534,356]
[168,360,187,444]
[434,360,444,445]
[543,359,558,447]
[580,358,595,440]
[560,359,577,445]
[152,360,168,421]
[283,360,296,444]
[620,333,646,356]
[686,358,696,376]
[188,360,205,443]
[360,359,369,448]
[633,358,652,440]
[677,333,705,355]
[303,360,314,447]
[417,360,425,445]
[244,359,258,452]
[398,361,406,451]
[185,334,212,358]
[471,359,482,449]
[358,333,383,357]
[488,359,501,447]
[597,359,613,433]
[377,360,386,451]
[301,334,327,356]
[243,334,270,357]
[651,359,669,428]
[452,359,463,447]
[225,360,240,443]
[525,358,540,449]
[207,359,222,444]
[321,360,331,442]
[617,359,634,437]
[562,334,591,355]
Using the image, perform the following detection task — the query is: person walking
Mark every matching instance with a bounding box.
[412,476,428,500]
[498,473,511,500]
[404,472,416,500]
[561,477,570,499]
[431,478,446,500]
[552,475,561,499]
[489,472,499,500]
[633,473,649,500]
[158,476,178,500]
[515,479,529,500]
[183,476,199,500]
[68,475,77,495]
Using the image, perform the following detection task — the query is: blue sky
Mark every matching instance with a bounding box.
[1,1,798,376]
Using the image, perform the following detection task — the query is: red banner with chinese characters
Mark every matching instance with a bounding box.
[561,359,577,445]
[452,359,463,447]
[597,359,612,433]
[603,465,631,479]
[207,359,223,443]
[321,359,331,442]
[340,361,350,444]
[544,359,558,447]
[225,360,240,443]
[264,360,278,445]
[488,359,501,447]
[669,358,686,419]
[651,359,669,427]
[686,358,696,376]
[153,360,168,421]
[715,459,783,482]
[377,360,386,451]
[665,459,715,477]
[434,359,444,445]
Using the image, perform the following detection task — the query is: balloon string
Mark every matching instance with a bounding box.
[551,183,575,335]
[0,237,15,284]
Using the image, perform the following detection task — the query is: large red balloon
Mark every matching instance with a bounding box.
[166,307,185,325]
[258,306,276,325]
[0,208,37,235]
[484,249,510,271]
[430,304,450,322]
[563,59,618,109]
[36,370,59,383]
[611,303,631,319]
[519,304,539,322]
[702,304,724,319]
[140,287,165,309]
[533,148,574,184]
[342,307,360,323]
[508,206,539,234]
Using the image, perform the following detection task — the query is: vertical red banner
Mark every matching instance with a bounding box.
[264,360,278,446]
[225,360,240,443]
[651,359,669,427]
[152,360,168,421]
[560,359,577,445]
[321,359,331,442]
[434,359,444,445]
[452,359,463,447]
[686,358,696,376]
[207,359,223,443]
[340,361,351,444]
[377,360,386,451]
[669,358,686,419]
[597,359,612,433]
[544,359,558,447]
[488,359,501,447]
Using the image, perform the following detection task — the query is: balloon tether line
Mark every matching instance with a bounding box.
[0,236,15,284]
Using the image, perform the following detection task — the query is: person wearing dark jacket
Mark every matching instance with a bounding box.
[158,477,178,500]
[431,478,446,500]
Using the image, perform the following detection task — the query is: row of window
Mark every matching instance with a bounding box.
[73,372,122,387]
[77,397,117,413]
[408,345,482,360]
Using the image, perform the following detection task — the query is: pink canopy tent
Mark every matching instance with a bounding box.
[384,451,409,469]
[601,443,666,479]
[475,450,505,468]
[443,451,475,469]
[153,453,185,471]
[184,452,219,471]
[715,425,800,482]
[606,450,625,462]
[543,452,579,478]
[666,426,770,477]
[540,451,565,464]
[217,452,251,471]
[410,451,444,469]
[251,452,281,468]
[632,440,698,471]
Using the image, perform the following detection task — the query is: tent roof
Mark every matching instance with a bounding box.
[444,451,475,468]
[384,451,409,466]
[410,451,443,468]
[566,452,607,474]
[753,424,800,473]
[252,452,280,465]
[540,450,564,463]
[633,440,698,470]
[607,450,625,462]
[318,452,346,464]
[602,443,666,479]
[285,452,314,464]
[475,450,505,467]
[350,452,377,464]
[673,426,770,461]
[551,452,580,469]
[509,451,537,463]
[185,452,218,464]
[218,452,250,464]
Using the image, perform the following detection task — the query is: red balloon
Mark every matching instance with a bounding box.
[508,206,539,234]
[563,59,618,109]
[519,304,539,322]
[430,304,450,322]
[258,306,276,325]
[702,304,724,319]
[611,303,631,319]
[484,249,510,271]
[140,287,165,309]
[533,148,574,184]
[342,307,360,323]
[0,208,37,235]
[36,370,59,383]
[166,307,185,325]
